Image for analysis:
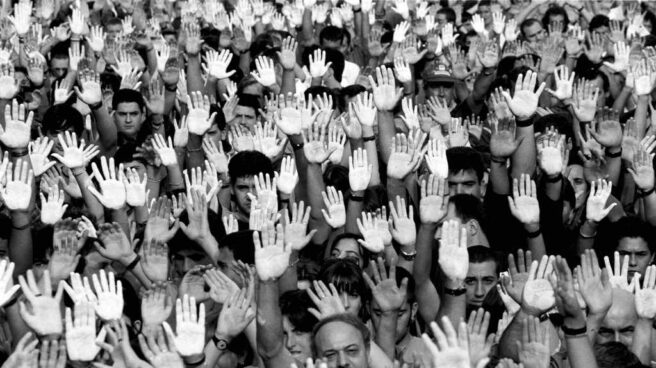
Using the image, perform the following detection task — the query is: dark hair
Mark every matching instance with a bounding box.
[318,258,368,302]
[104,17,123,27]
[446,147,485,181]
[312,313,371,355]
[468,245,501,274]
[541,6,569,29]
[395,267,415,302]
[330,233,367,262]
[228,151,275,181]
[319,26,344,45]
[302,45,322,68]
[520,18,541,38]
[236,93,261,116]
[323,48,345,82]
[42,104,85,135]
[436,7,456,24]
[589,15,610,32]
[595,342,644,368]
[323,164,350,199]
[219,230,255,264]
[450,194,486,225]
[280,290,319,333]
[645,11,656,36]
[612,216,654,253]
[250,33,278,59]
[112,88,146,111]
[305,86,337,108]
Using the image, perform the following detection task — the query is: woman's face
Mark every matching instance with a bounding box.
[330,238,363,267]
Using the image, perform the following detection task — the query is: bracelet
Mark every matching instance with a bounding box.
[184,355,206,366]
[12,149,27,157]
[353,7,361,12]
[561,324,587,336]
[165,85,177,92]
[444,287,466,296]
[638,187,655,198]
[526,228,541,239]
[350,194,364,202]
[187,147,202,153]
[545,173,563,183]
[578,228,597,239]
[125,254,141,271]
[89,101,103,110]
[605,148,622,158]
[12,222,30,230]
[516,118,533,127]
[400,249,417,261]
[3,290,21,308]
[490,156,507,164]
[362,135,376,142]
[72,167,86,176]
[212,336,229,350]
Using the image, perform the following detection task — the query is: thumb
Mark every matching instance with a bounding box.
[500,90,512,104]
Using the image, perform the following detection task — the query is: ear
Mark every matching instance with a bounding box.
[480,171,488,198]
[410,301,418,321]
[466,219,479,239]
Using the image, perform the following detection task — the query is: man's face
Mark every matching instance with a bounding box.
[465,261,498,307]
[597,289,637,347]
[425,84,454,105]
[172,249,212,277]
[436,13,449,27]
[105,23,123,40]
[231,176,256,216]
[314,321,369,368]
[330,238,364,267]
[548,15,565,31]
[282,316,312,362]
[523,23,545,45]
[477,5,491,25]
[617,237,653,279]
[370,297,414,342]
[114,102,145,137]
[50,57,69,78]
[229,105,257,130]
[447,169,482,198]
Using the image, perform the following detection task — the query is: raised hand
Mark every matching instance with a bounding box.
[251,56,277,86]
[538,133,565,177]
[0,99,32,148]
[634,265,656,319]
[140,240,170,283]
[321,186,345,228]
[307,280,345,319]
[144,196,180,243]
[141,285,173,335]
[369,66,403,112]
[309,49,332,78]
[467,308,494,368]
[302,122,333,164]
[327,124,346,165]
[283,201,316,250]
[586,179,616,222]
[364,257,408,314]
[137,327,184,368]
[439,220,468,282]
[508,174,540,226]
[216,283,256,341]
[357,212,384,253]
[186,92,216,135]
[420,174,448,224]
[389,196,415,247]
[521,255,556,315]
[629,148,655,191]
[546,65,574,100]
[18,270,63,335]
[604,251,637,292]
[152,134,177,166]
[387,132,425,180]
[501,71,546,120]
[163,294,206,357]
[203,49,235,79]
[254,222,291,281]
[179,188,213,243]
[489,115,520,159]
[52,131,99,169]
[92,269,124,321]
[425,138,448,178]
[96,222,135,266]
[123,167,147,207]
[87,25,105,53]
[40,186,68,225]
[427,96,453,127]
[65,302,105,361]
[74,71,102,106]
[400,97,420,130]
[501,249,532,304]
[254,121,286,159]
[2,333,39,368]
[0,260,18,307]
[204,268,239,304]
[183,167,220,204]
[349,148,372,192]
[88,156,126,209]
[517,316,550,368]
[202,136,228,174]
[422,317,476,368]
[590,108,622,148]
[2,159,33,211]
[576,249,612,316]
[275,155,298,195]
[28,137,55,176]
[603,41,630,72]
[571,80,599,122]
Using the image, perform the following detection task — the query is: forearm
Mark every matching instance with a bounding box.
[362,125,380,186]
[257,280,286,362]
[166,163,185,192]
[566,334,599,368]
[185,134,206,170]
[511,120,536,179]
[9,211,32,277]
[611,86,632,112]
[437,278,466,329]
[280,69,296,96]
[471,68,495,104]
[73,169,105,223]
[604,149,621,187]
[376,111,395,163]
[576,219,598,254]
[498,310,530,360]
[196,235,220,263]
[92,104,118,151]
[374,313,398,360]
[631,318,652,365]
[186,55,204,93]
[636,96,649,138]
[641,191,656,226]
[306,163,330,245]
[490,159,510,195]
[301,9,314,45]
[386,177,406,204]
[345,193,364,234]
[524,223,546,260]
[278,252,298,294]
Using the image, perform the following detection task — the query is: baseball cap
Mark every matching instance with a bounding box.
[422,63,456,84]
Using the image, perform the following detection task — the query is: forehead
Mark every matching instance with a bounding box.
[315,321,365,351]
[234,176,255,187]
[448,169,479,182]
[467,260,497,278]
[566,165,584,179]
[235,105,256,116]
[116,102,143,113]
[334,238,360,253]
[617,237,650,253]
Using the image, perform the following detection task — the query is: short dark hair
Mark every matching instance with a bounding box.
[450,194,486,225]
[541,6,569,29]
[395,267,415,302]
[595,342,644,368]
[112,88,146,111]
[436,7,456,23]
[468,245,502,274]
[446,147,485,181]
[228,151,275,181]
[323,48,345,82]
[236,93,261,115]
[280,290,319,333]
[104,17,122,28]
[312,313,371,355]
[589,15,610,32]
[319,26,344,45]
[520,18,542,38]
[42,104,85,135]
[318,258,368,302]
[612,216,654,253]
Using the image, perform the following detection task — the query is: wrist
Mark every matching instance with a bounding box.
[444,278,464,289]
[120,252,138,266]
[524,223,540,233]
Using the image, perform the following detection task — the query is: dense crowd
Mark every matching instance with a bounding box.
[0,0,654,368]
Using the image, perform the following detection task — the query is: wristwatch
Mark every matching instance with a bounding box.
[213,335,229,350]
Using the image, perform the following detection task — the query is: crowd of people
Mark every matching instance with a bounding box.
[0,0,654,367]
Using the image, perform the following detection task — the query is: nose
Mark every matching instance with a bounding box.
[630,254,637,267]
[614,331,621,343]
[285,333,295,350]
[183,258,194,272]
[475,282,485,297]
[341,294,350,309]
[337,351,348,368]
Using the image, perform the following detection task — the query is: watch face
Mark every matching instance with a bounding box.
[217,340,228,349]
